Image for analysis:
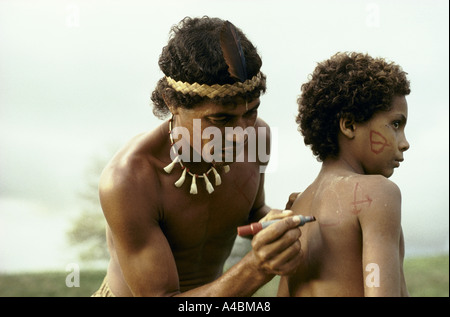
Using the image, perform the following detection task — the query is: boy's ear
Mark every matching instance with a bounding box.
[339,116,356,139]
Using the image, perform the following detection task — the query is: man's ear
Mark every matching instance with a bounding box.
[339,116,356,139]
[163,89,178,115]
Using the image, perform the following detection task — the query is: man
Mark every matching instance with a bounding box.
[92,17,303,297]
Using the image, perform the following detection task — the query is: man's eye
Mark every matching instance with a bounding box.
[392,121,400,129]
[210,117,230,125]
[245,108,258,116]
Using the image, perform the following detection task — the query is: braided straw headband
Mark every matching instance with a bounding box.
[165,72,263,98]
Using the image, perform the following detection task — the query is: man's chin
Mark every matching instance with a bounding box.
[213,161,235,168]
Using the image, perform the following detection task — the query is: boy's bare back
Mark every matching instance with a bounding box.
[279,52,411,296]
[278,164,407,296]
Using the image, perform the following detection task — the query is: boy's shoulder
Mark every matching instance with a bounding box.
[346,174,402,226]
[318,173,402,219]
[345,173,401,207]
[323,173,400,197]
[346,174,400,193]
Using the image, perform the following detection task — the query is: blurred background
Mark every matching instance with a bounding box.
[0,0,448,296]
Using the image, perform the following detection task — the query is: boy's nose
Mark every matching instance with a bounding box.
[399,135,410,152]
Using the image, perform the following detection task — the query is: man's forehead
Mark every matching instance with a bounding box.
[200,98,260,114]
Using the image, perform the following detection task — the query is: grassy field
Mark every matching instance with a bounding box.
[0,254,448,297]
[254,253,449,297]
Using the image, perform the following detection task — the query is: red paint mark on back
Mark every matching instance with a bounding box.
[351,182,372,214]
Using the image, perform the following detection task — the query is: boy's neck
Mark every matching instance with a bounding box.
[321,156,364,176]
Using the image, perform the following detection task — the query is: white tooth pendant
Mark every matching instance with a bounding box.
[174,167,187,187]
[203,173,214,194]
[165,117,230,195]
[190,174,198,194]
[212,167,221,186]
[163,156,179,174]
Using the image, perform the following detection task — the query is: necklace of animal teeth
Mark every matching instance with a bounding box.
[163,118,230,194]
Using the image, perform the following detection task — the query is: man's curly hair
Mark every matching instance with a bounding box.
[151,16,266,119]
[296,52,410,161]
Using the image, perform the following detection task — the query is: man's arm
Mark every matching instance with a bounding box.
[358,177,408,297]
[246,117,272,223]
[247,172,270,223]
[245,118,303,277]
[100,159,181,296]
[100,157,303,296]
[176,216,303,297]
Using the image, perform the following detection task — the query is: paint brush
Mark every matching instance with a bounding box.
[237,215,316,237]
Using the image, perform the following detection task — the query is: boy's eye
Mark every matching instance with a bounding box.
[392,121,401,129]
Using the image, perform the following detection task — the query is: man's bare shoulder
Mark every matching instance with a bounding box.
[253,117,271,165]
[99,122,168,213]
[255,117,270,130]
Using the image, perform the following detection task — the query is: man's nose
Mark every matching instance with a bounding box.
[225,118,250,144]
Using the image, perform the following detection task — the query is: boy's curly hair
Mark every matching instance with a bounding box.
[296,52,410,161]
[151,16,266,119]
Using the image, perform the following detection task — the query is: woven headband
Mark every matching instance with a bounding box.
[165,73,263,98]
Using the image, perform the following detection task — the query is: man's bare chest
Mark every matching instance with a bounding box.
[159,163,261,249]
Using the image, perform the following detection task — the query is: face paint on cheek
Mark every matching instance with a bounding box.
[370,130,391,154]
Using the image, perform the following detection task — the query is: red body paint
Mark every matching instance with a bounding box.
[351,182,372,214]
[370,130,390,154]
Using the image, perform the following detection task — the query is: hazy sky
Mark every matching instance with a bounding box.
[0,0,448,272]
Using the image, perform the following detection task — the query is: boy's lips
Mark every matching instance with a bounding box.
[394,158,404,167]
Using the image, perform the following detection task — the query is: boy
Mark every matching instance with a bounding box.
[278,52,410,296]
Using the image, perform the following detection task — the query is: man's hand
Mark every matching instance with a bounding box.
[250,209,303,276]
